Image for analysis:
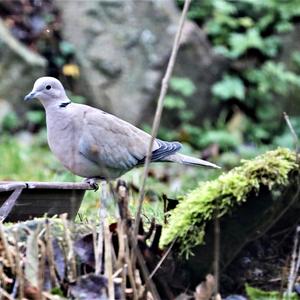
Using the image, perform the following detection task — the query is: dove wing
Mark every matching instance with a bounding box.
[78,105,157,171]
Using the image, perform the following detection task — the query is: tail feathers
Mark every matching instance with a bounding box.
[167,153,221,169]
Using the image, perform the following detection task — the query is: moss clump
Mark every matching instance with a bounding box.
[161,148,298,257]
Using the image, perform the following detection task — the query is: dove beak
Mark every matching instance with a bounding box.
[24,91,37,101]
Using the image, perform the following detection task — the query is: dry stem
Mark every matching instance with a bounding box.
[133,0,192,257]
[61,214,76,282]
[104,219,114,300]
[13,230,24,300]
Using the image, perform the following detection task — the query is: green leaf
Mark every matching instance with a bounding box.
[26,111,45,125]
[2,112,21,131]
[164,96,186,110]
[170,77,196,97]
[245,284,298,300]
[212,75,245,101]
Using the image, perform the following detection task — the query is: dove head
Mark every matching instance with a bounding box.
[24,77,70,108]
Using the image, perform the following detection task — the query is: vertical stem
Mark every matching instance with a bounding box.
[134,0,192,238]
[213,206,220,298]
[61,214,76,282]
[104,219,114,300]
[13,230,24,300]
[45,219,58,288]
[287,226,300,295]
[0,223,14,272]
[95,181,108,275]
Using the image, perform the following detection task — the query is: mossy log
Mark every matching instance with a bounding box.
[160,148,300,289]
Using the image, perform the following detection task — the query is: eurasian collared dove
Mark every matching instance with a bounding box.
[24,77,220,183]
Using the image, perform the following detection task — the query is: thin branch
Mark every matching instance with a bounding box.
[45,219,59,288]
[0,188,23,222]
[104,219,114,300]
[134,0,192,241]
[283,112,300,160]
[13,230,24,300]
[0,223,14,271]
[61,214,76,282]
[287,225,300,295]
[213,206,220,298]
[0,287,14,300]
[148,238,176,280]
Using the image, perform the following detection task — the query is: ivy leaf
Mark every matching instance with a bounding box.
[212,75,245,101]
[170,77,196,97]
[164,96,186,110]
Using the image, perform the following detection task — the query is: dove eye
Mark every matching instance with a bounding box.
[46,85,52,90]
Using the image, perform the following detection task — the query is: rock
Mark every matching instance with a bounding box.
[0,19,46,116]
[55,0,227,125]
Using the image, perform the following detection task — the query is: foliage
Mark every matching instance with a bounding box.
[212,74,245,101]
[175,0,300,149]
[163,77,196,122]
[160,148,298,257]
[245,284,298,300]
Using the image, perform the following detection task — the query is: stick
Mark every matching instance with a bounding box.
[0,223,14,271]
[283,112,300,160]
[95,181,108,275]
[125,237,138,300]
[61,214,76,282]
[148,238,176,280]
[287,226,300,295]
[0,188,23,222]
[133,0,192,252]
[104,219,114,300]
[13,230,24,300]
[0,287,14,300]
[45,219,59,287]
[213,206,220,298]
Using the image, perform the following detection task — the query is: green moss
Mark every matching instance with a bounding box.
[160,148,298,257]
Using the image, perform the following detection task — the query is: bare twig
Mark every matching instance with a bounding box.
[61,214,76,282]
[117,220,126,269]
[0,287,14,300]
[148,238,176,280]
[0,188,23,222]
[0,223,14,271]
[38,238,46,295]
[287,225,300,295]
[134,0,192,237]
[213,206,220,298]
[294,232,300,284]
[125,237,138,300]
[95,181,109,275]
[45,219,59,288]
[104,219,114,300]
[134,243,161,300]
[13,230,24,300]
[283,112,300,160]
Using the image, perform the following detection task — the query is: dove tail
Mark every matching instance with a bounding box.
[166,153,221,169]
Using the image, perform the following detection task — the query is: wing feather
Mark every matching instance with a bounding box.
[77,105,182,172]
[79,106,155,170]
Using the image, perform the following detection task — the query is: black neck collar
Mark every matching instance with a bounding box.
[59,101,71,108]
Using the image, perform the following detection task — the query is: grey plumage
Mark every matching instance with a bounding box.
[24,77,220,180]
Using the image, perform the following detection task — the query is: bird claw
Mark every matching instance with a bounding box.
[84,178,99,191]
